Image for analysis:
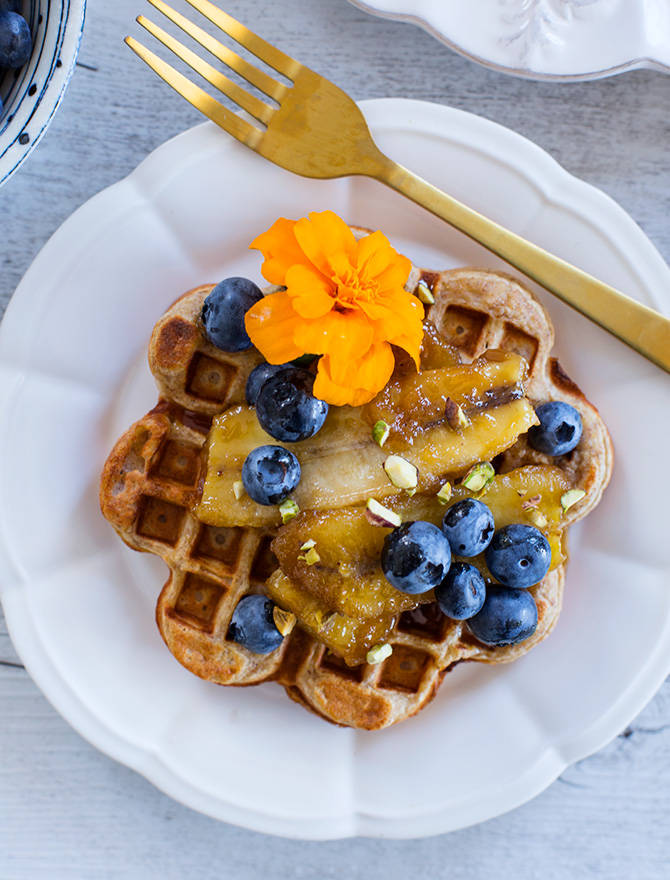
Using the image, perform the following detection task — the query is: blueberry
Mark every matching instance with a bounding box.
[201,277,263,352]
[228,595,284,654]
[241,444,301,505]
[0,11,31,68]
[441,499,494,558]
[466,585,538,647]
[245,362,288,406]
[256,367,328,442]
[528,401,583,456]
[484,523,551,589]
[435,562,486,620]
[381,521,452,595]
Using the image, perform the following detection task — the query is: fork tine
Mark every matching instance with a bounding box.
[182,0,302,80]
[125,36,262,148]
[147,0,287,103]
[137,16,274,125]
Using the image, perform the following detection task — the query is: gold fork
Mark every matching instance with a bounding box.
[126,0,670,374]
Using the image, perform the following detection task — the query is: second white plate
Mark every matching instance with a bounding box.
[1,98,670,839]
[347,0,670,80]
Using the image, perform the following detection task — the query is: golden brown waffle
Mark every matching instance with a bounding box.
[100,262,612,730]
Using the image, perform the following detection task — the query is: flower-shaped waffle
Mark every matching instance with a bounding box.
[100,239,612,730]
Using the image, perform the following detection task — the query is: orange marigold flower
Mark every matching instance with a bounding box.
[245,210,424,406]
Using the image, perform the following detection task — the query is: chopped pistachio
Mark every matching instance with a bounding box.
[279,498,300,523]
[232,480,245,500]
[298,546,320,565]
[416,280,435,305]
[525,508,548,529]
[366,643,393,665]
[300,538,316,551]
[272,606,297,637]
[444,397,470,432]
[372,419,391,447]
[365,498,402,528]
[404,487,417,497]
[383,454,419,490]
[521,494,542,510]
[316,610,336,634]
[561,488,586,513]
[461,461,495,493]
[436,482,452,505]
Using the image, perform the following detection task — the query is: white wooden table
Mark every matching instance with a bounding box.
[1,0,669,875]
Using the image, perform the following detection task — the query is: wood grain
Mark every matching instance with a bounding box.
[1,0,669,875]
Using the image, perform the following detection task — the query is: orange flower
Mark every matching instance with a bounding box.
[245,211,424,406]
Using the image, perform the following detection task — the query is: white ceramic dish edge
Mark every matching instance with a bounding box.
[346,0,670,82]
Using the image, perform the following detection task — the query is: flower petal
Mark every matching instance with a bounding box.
[249,217,307,286]
[388,331,422,367]
[360,288,424,343]
[356,231,411,289]
[314,343,395,406]
[245,290,303,363]
[293,211,357,279]
[284,264,336,319]
[293,308,374,361]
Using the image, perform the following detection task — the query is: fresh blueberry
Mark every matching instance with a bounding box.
[381,521,452,595]
[528,401,583,456]
[245,362,288,406]
[441,499,495,558]
[201,277,263,352]
[0,11,31,68]
[435,562,486,620]
[484,523,551,589]
[255,367,328,442]
[228,595,284,654]
[466,585,538,647]
[241,444,301,505]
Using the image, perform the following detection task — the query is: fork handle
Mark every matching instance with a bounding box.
[373,155,670,374]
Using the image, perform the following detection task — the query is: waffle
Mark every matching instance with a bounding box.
[100,261,612,730]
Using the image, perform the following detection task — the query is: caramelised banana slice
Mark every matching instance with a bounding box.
[195,351,539,528]
[271,506,435,620]
[265,570,398,666]
[266,464,572,664]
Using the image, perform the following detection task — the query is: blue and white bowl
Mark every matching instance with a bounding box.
[0,0,86,189]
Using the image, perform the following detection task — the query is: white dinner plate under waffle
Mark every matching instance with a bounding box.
[1,99,669,838]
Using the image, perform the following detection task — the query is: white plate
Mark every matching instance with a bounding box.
[347,0,670,81]
[1,99,669,840]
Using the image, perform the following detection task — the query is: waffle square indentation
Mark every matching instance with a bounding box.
[172,573,228,632]
[136,497,186,546]
[377,645,432,693]
[155,439,201,486]
[397,603,447,642]
[186,352,237,403]
[501,324,539,371]
[193,525,245,570]
[250,535,279,583]
[319,650,366,683]
[439,306,488,355]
